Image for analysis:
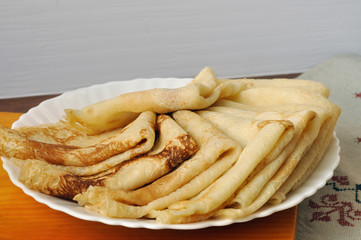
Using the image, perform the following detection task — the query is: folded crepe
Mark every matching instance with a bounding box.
[74,110,242,218]
[74,139,241,219]
[75,109,297,222]
[63,67,248,134]
[209,110,321,218]
[15,114,198,200]
[231,86,340,201]
[198,108,316,208]
[150,118,294,223]
[211,85,340,218]
[0,111,156,169]
[270,117,335,204]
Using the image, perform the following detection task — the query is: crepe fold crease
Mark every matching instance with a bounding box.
[0,67,341,224]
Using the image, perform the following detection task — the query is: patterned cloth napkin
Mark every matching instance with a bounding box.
[296,54,361,240]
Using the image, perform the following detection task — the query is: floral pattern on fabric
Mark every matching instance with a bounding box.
[308,176,361,227]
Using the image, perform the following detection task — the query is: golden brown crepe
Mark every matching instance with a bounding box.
[14,114,198,200]
[213,86,340,218]
[231,86,340,202]
[63,67,249,134]
[0,111,156,167]
[199,107,316,209]
[150,119,294,223]
[74,110,242,217]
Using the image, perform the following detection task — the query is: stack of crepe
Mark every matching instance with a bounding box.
[0,67,341,224]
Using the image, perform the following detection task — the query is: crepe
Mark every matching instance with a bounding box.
[232,86,340,200]
[211,85,340,218]
[200,107,316,208]
[270,118,335,203]
[228,78,330,97]
[0,111,156,169]
[149,118,294,223]
[15,114,198,199]
[63,67,249,134]
[74,110,242,217]
[215,118,323,218]
[75,138,241,219]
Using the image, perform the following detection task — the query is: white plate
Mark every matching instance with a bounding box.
[1,78,340,230]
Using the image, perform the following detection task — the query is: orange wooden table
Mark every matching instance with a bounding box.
[0,112,297,240]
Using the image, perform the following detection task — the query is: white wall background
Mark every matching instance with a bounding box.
[1,0,361,98]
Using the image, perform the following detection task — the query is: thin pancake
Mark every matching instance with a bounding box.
[64,67,248,134]
[225,78,330,97]
[16,114,198,199]
[74,110,242,217]
[270,119,335,203]
[0,111,156,167]
[150,120,293,223]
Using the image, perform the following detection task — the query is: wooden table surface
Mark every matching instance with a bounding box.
[0,74,300,240]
